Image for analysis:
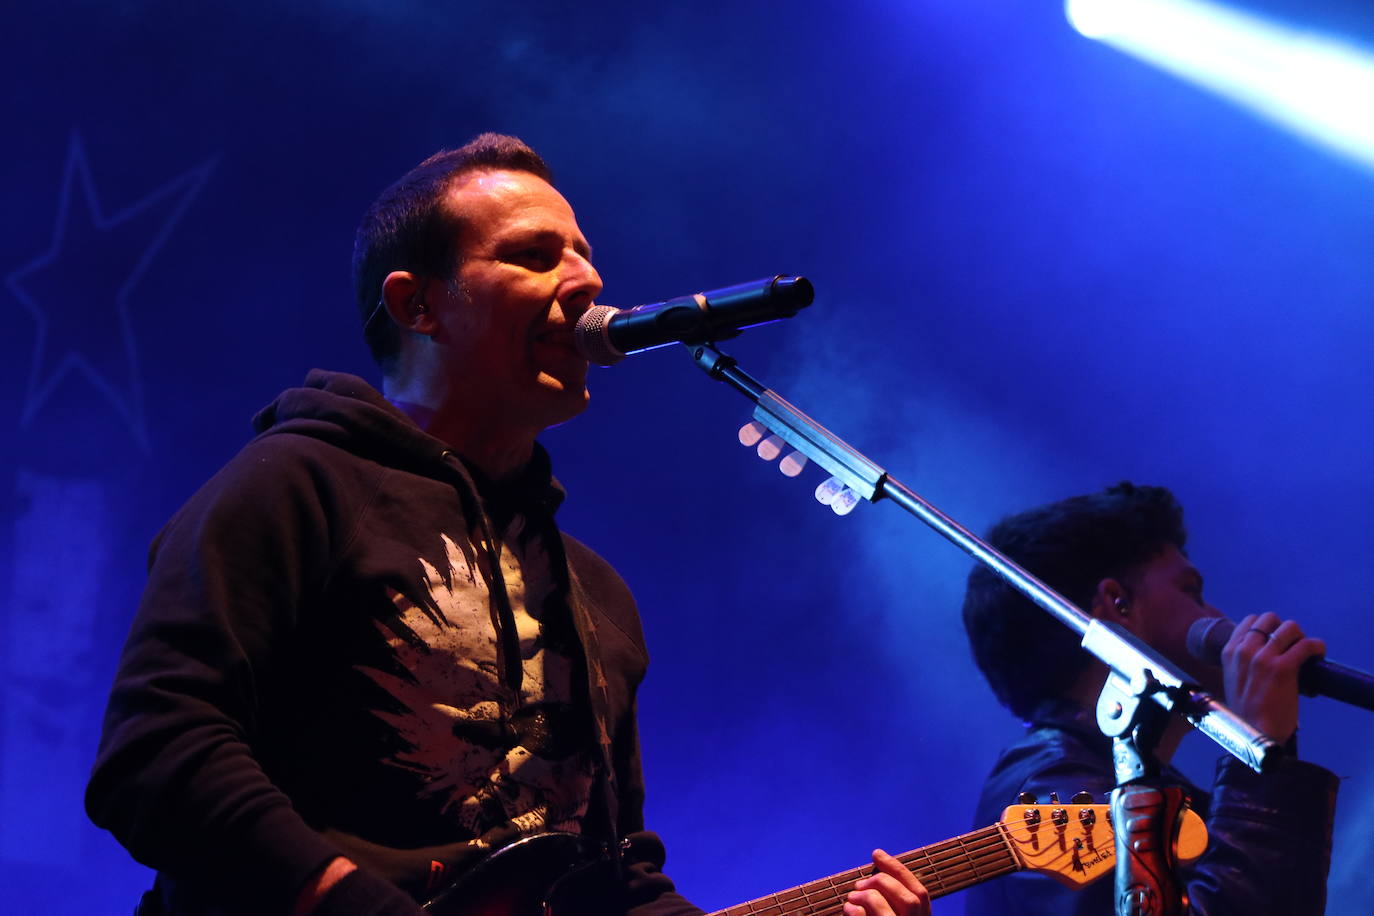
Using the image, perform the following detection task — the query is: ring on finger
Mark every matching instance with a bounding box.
[1245,627,1274,641]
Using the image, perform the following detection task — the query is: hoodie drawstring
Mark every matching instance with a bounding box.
[439,450,524,700]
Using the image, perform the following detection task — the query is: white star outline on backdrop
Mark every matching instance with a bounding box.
[6,132,216,450]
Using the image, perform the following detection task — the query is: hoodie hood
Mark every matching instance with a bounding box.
[251,369,565,515]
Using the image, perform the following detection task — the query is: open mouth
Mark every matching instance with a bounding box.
[534,326,580,353]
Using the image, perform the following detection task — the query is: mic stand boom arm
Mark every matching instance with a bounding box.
[688,343,1280,771]
[689,343,1283,916]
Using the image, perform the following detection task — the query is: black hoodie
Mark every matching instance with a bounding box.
[86,370,701,915]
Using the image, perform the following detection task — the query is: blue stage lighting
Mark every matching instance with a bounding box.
[1065,0,1374,172]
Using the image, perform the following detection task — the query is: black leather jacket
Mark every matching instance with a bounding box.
[964,699,1339,915]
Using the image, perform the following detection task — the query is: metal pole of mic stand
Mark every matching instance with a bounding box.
[687,343,1281,915]
[1097,672,1192,916]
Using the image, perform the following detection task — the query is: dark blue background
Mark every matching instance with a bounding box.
[3,1,1372,912]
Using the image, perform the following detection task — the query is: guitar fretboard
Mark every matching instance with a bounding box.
[711,823,1019,916]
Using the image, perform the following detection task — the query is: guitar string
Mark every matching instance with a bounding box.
[717,812,1107,916]
[776,811,1097,890]
[729,834,1089,916]
[725,812,1096,911]
[904,813,1106,885]
[718,812,1103,915]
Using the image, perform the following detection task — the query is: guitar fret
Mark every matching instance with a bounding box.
[903,826,1020,897]
[956,831,986,886]
[933,848,1016,891]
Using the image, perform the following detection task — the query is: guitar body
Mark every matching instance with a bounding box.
[422,833,623,916]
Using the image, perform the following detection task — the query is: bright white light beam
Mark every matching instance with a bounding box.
[1066,0,1374,174]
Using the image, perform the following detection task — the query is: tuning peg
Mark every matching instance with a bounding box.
[1071,791,1094,804]
[738,420,767,447]
[1017,792,1037,804]
[779,450,808,477]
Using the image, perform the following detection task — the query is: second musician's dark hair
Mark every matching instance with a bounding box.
[962,482,1188,720]
[352,133,553,374]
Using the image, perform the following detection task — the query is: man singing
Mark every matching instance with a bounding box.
[961,482,1338,915]
[86,134,930,916]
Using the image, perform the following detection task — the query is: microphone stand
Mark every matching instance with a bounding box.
[688,343,1282,916]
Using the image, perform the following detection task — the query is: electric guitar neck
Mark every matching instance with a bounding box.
[709,801,1116,915]
[423,801,1124,915]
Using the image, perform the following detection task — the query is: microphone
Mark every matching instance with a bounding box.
[574,275,814,366]
[1186,617,1374,711]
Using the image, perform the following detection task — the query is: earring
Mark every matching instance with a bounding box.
[1114,597,1129,615]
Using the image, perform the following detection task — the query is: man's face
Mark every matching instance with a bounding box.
[429,168,602,432]
[1122,544,1225,689]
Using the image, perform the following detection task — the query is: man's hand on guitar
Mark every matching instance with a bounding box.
[844,849,932,916]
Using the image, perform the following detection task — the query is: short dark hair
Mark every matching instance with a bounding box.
[352,133,554,374]
[961,482,1187,720]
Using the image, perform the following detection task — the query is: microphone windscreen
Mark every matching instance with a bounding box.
[573,305,623,366]
[1186,616,1235,665]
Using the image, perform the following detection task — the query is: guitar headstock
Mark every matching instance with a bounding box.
[738,420,862,515]
[998,800,1114,889]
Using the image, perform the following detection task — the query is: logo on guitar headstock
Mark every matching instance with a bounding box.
[999,801,1114,889]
